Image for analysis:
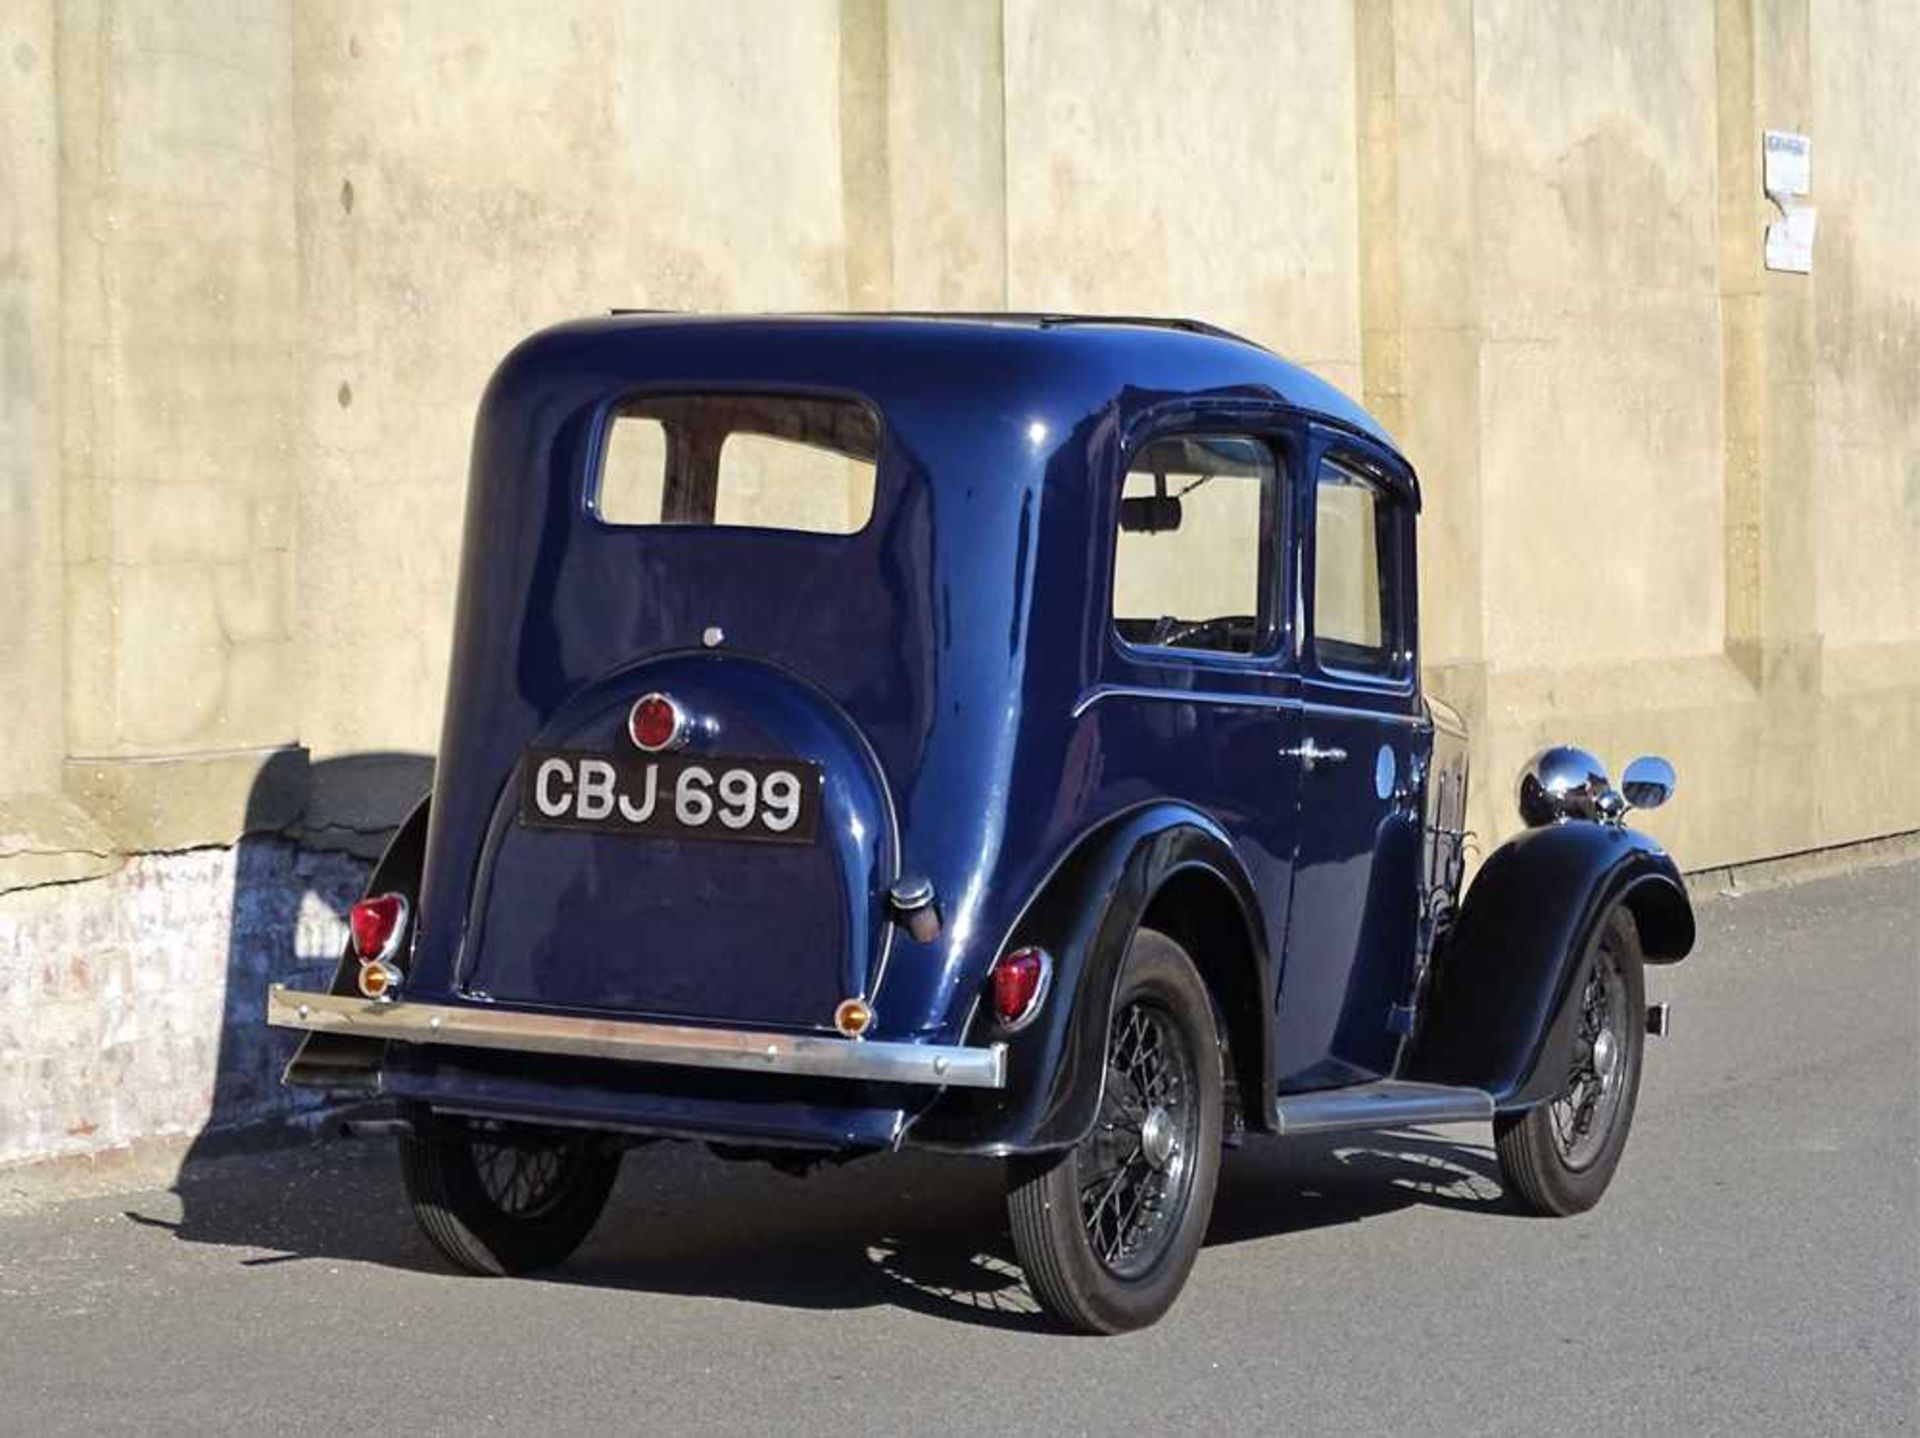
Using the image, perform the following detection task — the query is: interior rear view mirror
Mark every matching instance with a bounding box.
[1120,495,1183,534]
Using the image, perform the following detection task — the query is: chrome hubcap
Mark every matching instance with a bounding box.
[1591,1027,1618,1080]
[1140,1105,1177,1170]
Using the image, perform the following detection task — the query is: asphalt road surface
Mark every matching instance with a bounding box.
[2,861,1914,1436]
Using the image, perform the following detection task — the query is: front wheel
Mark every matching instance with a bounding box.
[398,1109,621,1275]
[1007,927,1224,1334]
[1495,907,1647,1215]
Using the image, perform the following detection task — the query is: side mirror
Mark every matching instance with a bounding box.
[1621,755,1676,811]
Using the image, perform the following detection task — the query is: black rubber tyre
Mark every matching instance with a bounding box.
[1495,907,1647,1216]
[1007,927,1225,1334]
[397,1109,621,1275]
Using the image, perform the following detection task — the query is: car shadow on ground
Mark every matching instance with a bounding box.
[119,748,1521,1332]
[125,1123,1516,1334]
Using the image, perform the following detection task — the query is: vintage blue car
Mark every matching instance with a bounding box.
[270,313,1694,1332]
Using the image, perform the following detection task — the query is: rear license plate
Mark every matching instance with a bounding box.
[520,748,822,845]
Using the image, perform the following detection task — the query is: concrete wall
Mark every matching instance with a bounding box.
[1,0,1916,1166]
[58,1,302,856]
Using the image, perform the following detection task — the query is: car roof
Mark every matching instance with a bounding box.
[612,308,1257,344]
[586,310,1402,455]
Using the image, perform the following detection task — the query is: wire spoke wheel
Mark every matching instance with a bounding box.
[398,1110,622,1276]
[1548,940,1633,1170]
[1006,927,1224,1334]
[1075,999,1200,1278]
[470,1128,580,1219]
[1494,907,1647,1217]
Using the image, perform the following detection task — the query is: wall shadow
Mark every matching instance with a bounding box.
[144,750,430,1243]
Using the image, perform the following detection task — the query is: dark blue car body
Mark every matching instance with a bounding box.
[278,313,1694,1165]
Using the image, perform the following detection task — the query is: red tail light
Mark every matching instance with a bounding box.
[990,947,1051,1031]
[629,692,687,752]
[349,893,409,964]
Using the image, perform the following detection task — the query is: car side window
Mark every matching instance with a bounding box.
[1312,458,1403,676]
[1111,434,1280,657]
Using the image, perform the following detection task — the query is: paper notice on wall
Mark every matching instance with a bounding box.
[1762,130,1814,273]
[1765,204,1817,274]
[1763,130,1811,197]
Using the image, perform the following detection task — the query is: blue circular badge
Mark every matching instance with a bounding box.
[1374,744,1397,800]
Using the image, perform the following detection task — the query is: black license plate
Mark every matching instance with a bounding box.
[520,748,822,845]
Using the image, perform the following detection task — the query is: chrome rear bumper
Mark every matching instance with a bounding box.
[267,985,1006,1090]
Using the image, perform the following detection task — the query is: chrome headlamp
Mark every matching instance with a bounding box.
[1516,746,1613,826]
[1517,747,1676,827]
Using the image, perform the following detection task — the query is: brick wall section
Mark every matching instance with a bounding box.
[0,842,368,1168]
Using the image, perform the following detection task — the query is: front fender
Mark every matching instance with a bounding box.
[908,804,1271,1155]
[1405,821,1693,1110]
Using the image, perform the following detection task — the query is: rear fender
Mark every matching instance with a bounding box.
[909,804,1274,1154]
[1404,821,1693,1110]
[282,795,431,1090]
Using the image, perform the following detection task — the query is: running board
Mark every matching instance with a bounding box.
[1274,1081,1494,1136]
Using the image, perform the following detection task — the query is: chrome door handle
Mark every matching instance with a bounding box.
[1280,739,1348,771]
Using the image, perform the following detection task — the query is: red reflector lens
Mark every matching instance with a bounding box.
[350,893,408,963]
[990,947,1050,1028]
[629,693,684,752]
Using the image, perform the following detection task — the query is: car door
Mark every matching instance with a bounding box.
[1093,424,1304,989]
[1272,438,1424,1090]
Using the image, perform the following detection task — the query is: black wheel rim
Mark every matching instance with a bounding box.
[469,1127,583,1219]
[1074,997,1201,1280]
[1550,941,1633,1171]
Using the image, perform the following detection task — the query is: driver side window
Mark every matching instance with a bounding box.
[1111,434,1279,656]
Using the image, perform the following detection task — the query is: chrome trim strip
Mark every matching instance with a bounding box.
[1071,684,1299,719]
[1273,1080,1494,1136]
[267,985,1005,1090]
[1300,697,1425,727]
[1072,684,1425,726]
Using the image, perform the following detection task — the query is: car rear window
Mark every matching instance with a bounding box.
[594,394,878,534]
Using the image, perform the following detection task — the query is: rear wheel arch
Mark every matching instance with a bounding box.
[1137,865,1274,1134]
[910,805,1275,1153]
